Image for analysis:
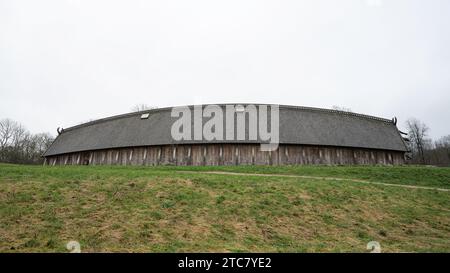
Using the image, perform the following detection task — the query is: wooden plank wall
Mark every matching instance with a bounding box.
[45,144,405,166]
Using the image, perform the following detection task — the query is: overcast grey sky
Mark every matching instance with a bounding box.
[1,0,449,139]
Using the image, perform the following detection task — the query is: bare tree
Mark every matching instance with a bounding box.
[406,118,430,164]
[131,104,156,112]
[34,133,54,154]
[0,119,17,149]
[431,135,450,166]
[435,135,450,148]
[0,118,54,164]
[12,123,27,148]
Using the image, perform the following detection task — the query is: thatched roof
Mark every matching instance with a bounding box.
[44,104,407,156]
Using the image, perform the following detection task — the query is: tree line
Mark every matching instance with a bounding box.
[405,118,450,166]
[0,119,53,164]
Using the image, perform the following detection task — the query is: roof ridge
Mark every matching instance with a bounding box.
[60,104,394,133]
[278,105,393,123]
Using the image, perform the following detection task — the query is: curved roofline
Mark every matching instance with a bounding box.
[61,103,394,133]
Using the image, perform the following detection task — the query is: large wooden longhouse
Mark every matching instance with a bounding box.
[43,104,407,166]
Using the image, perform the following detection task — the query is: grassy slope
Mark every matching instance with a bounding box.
[0,164,449,252]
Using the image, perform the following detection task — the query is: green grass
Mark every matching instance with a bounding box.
[0,163,449,252]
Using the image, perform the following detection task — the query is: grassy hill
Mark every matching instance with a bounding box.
[0,163,449,252]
